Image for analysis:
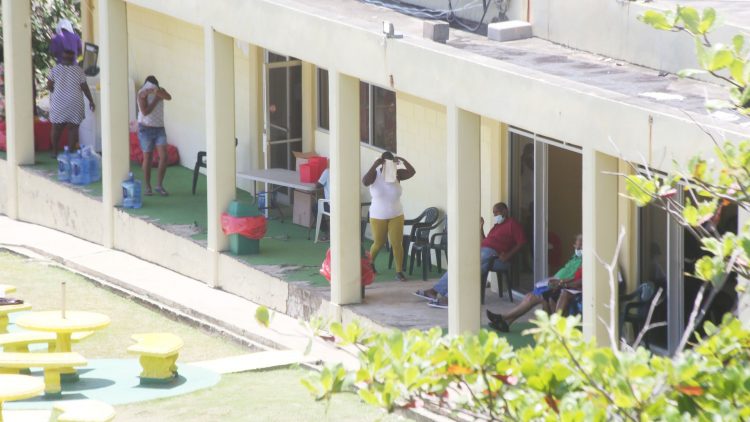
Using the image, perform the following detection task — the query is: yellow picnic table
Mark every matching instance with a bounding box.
[0,303,32,334]
[0,285,16,295]
[16,311,110,353]
[0,374,44,422]
[15,311,110,380]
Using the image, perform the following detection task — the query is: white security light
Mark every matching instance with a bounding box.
[382,21,403,39]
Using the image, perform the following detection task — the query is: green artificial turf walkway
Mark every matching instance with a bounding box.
[27,155,412,286]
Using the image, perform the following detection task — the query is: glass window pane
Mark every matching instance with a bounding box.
[289,66,303,139]
[268,52,286,63]
[638,204,668,351]
[509,134,534,292]
[270,143,288,169]
[359,82,370,144]
[268,67,288,142]
[317,69,329,130]
[289,141,303,170]
[372,86,397,153]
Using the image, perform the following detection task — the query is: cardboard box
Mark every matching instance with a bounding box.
[293,151,318,172]
[292,189,314,228]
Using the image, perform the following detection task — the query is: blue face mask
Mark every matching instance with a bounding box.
[575,249,583,258]
[494,215,505,225]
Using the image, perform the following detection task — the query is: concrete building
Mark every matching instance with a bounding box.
[2,0,748,355]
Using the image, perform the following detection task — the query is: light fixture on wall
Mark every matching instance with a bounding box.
[382,21,403,39]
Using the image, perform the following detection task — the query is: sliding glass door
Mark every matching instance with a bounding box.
[508,129,582,293]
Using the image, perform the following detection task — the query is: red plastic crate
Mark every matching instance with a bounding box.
[308,156,328,181]
[299,163,314,183]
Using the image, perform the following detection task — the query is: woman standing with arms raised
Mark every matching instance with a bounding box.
[362,151,416,281]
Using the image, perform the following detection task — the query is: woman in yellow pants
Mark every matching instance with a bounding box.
[362,152,416,281]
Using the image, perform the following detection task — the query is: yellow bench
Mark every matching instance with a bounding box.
[0,352,87,398]
[51,400,116,422]
[0,284,16,294]
[127,333,183,384]
[0,331,94,353]
[0,303,32,334]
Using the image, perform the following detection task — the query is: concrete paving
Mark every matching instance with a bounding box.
[192,350,319,374]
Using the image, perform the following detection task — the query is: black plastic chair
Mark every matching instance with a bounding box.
[192,138,238,195]
[430,215,448,273]
[481,256,513,305]
[408,216,444,281]
[620,281,659,344]
[191,151,206,195]
[388,207,440,270]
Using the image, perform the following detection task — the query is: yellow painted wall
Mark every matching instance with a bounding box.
[126,5,205,167]
[547,146,582,260]
[395,92,448,220]
[313,91,448,221]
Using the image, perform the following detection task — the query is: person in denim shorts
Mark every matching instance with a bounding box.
[137,75,172,196]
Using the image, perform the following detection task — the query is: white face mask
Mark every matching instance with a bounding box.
[575,249,583,258]
[494,215,505,225]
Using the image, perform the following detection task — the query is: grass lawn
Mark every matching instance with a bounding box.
[0,250,411,421]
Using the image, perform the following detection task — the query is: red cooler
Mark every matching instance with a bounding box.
[308,156,328,181]
[299,163,314,183]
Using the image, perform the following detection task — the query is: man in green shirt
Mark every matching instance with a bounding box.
[487,234,582,332]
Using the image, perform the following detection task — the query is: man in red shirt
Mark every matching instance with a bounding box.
[414,203,527,308]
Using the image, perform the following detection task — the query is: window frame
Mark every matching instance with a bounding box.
[316,67,329,131]
[360,82,397,153]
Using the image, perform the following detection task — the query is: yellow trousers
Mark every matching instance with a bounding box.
[369,215,405,272]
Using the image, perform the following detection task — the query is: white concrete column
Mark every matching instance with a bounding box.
[99,0,130,248]
[582,147,619,345]
[328,70,361,305]
[205,27,236,288]
[447,106,481,335]
[2,0,33,219]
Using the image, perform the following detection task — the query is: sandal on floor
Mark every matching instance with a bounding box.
[155,186,169,196]
[144,187,153,196]
[396,272,407,282]
[413,289,438,301]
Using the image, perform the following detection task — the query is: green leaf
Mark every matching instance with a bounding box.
[694,256,717,282]
[695,39,711,69]
[678,6,701,34]
[729,61,746,86]
[708,47,734,71]
[625,176,657,206]
[255,306,270,327]
[740,87,750,109]
[329,322,345,339]
[733,34,745,55]
[683,205,700,226]
[640,10,674,31]
[698,8,716,34]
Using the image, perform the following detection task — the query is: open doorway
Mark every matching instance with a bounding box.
[263,51,302,202]
[508,129,582,293]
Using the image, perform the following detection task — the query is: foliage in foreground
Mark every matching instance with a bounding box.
[302,5,750,421]
[302,314,750,421]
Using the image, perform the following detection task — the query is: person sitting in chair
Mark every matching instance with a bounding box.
[486,234,583,332]
[414,202,526,308]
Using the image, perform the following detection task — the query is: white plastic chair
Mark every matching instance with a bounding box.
[314,198,331,243]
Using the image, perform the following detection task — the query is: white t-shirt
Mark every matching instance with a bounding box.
[369,168,403,219]
[137,82,165,127]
